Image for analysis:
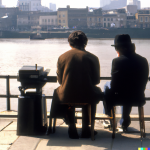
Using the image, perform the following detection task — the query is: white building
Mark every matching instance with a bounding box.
[30,0,41,11]
[39,14,57,28]
[49,3,56,11]
[100,0,111,8]
[40,6,52,12]
[18,0,43,11]
[18,0,30,11]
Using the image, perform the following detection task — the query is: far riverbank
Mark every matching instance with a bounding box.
[1,28,150,39]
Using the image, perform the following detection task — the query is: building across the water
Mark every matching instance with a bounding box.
[137,9,150,28]
[102,0,127,10]
[100,0,111,8]
[0,7,19,30]
[49,3,56,11]
[87,8,103,28]
[18,0,52,12]
[57,5,88,28]
[127,0,141,9]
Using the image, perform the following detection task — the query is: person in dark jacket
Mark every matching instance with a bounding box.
[104,34,149,131]
[49,31,102,139]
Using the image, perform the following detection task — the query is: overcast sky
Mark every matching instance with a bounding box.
[2,0,150,9]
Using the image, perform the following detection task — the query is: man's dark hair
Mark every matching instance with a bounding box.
[68,30,88,50]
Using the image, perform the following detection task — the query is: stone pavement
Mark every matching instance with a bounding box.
[0,114,150,150]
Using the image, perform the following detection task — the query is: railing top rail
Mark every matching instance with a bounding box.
[0,75,149,80]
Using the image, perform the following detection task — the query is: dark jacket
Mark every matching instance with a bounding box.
[55,48,102,103]
[110,52,149,105]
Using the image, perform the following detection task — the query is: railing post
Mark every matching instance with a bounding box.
[6,75,11,111]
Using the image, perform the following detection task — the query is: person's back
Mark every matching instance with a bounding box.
[49,31,102,139]
[111,52,149,104]
[104,34,149,131]
[57,48,100,103]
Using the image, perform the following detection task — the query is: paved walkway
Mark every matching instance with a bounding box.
[0,112,150,150]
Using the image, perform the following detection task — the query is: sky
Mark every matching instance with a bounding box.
[2,0,150,9]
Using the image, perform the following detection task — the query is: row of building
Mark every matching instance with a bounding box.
[0,6,150,30]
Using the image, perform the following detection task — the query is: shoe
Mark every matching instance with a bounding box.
[102,120,111,129]
[68,126,79,139]
[118,126,127,132]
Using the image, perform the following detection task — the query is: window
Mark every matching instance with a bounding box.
[48,19,50,22]
[90,18,92,21]
[108,23,110,27]
[104,23,106,27]
[107,18,110,21]
[145,17,148,22]
[99,18,101,22]
[104,18,106,21]
[111,18,113,21]
[63,15,65,17]
[59,20,61,23]
[52,19,54,23]
[45,19,47,23]
[95,18,97,21]
[63,20,65,23]
[140,17,143,22]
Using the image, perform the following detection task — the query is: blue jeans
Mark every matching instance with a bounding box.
[103,81,132,127]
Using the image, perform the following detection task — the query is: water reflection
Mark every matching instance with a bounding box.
[0,38,149,115]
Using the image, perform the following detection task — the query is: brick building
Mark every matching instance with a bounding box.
[87,8,103,28]
[137,10,150,28]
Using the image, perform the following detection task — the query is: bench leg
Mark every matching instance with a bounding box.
[139,106,144,138]
[91,104,95,141]
[141,107,146,138]
[46,117,52,135]
[111,106,116,139]
[139,106,146,138]
[53,118,56,133]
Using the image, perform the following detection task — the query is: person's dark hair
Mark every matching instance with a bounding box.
[115,43,135,56]
[68,30,88,50]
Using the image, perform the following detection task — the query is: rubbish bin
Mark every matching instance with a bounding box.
[17,65,49,135]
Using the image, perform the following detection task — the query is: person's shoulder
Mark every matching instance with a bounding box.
[112,55,128,63]
[59,49,75,58]
[132,53,148,65]
[85,50,99,60]
[134,53,147,61]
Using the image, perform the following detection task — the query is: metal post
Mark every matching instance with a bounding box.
[6,75,11,111]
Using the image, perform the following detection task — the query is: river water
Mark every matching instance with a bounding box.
[0,38,150,115]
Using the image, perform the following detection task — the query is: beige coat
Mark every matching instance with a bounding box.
[55,48,102,103]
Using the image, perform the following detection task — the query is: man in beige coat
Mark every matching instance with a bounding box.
[49,31,102,139]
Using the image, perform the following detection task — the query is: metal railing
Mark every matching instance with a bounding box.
[0,75,150,111]
[0,75,56,111]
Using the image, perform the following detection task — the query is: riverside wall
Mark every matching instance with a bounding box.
[0,28,150,39]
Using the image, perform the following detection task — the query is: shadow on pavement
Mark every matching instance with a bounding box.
[26,126,147,149]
